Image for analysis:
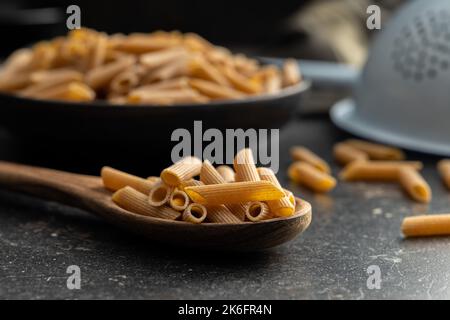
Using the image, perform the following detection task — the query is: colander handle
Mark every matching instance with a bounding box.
[259,57,359,89]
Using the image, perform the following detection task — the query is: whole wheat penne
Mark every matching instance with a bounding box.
[113,36,180,54]
[284,189,296,206]
[128,88,209,105]
[402,214,450,237]
[101,166,156,195]
[85,55,135,90]
[233,54,259,76]
[188,78,244,100]
[282,58,301,86]
[216,165,235,183]
[148,181,174,206]
[199,160,246,221]
[0,72,31,92]
[161,156,202,186]
[344,139,405,160]
[183,33,214,52]
[288,162,336,193]
[147,176,160,183]
[258,167,295,217]
[169,189,190,211]
[206,205,241,223]
[245,202,272,222]
[1,48,33,74]
[112,186,180,220]
[29,42,56,70]
[219,65,262,94]
[263,66,282,93]
[109,66,143,95]
[143,58,188,83]
[333,142,368,165]
[185,181,284,205]
[131,77,189,94]
[234,148,260,182]
[339,161,423,181]
[188,55,229,86]
[179,179,204,190]
[182,203,207,224]
[30,81,95,101]
[30,68,83,84]
[398,167,431,203]
[438,159,450,190]
[139,47,187,69]
[290,146,331,174]
[87,33,108,70]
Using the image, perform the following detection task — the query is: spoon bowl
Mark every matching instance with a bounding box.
[0,161,312,251]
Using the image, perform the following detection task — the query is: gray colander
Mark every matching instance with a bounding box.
[331,0,450,156]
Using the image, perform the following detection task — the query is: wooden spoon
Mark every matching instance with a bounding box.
[0,161,312,251]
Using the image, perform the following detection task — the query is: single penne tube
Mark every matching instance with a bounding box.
[333,142,368,165]
[179,179,204,190]
[101,166,156,195]
[206,205,241,223]
[183,33,214,52]
[161,156,202,186]
[199,160,246,221]
[29,68,83,84]
[112,36,180,54]
[216,165,235,183]
[85,55,135,90]
[344,139,405,160]
[148,181,174,206]
[290,146,331,174]
[437,159,450,190]
[187,55,230,86]
[169,189,190,211]
[284,189,296,206]
[112,186,180,220]
[184,180,285,205]
[109,66,142,95]
[233,148,260,182]
[219,65,262,94]
[143,58,188,83]
[182,203,207,224]
[21,70,84,97]
[398,167,431,203]
[139,47,187,69]
[245,202,272,222]
[258,167,295,217]
[131,77,189,94]
[402,214,450,237]
[188,78,244,100]
[282,58,301,87]
[29,81,95,102]
[288,162,336,193]
[128,88,209,105]
[339,161,423,181]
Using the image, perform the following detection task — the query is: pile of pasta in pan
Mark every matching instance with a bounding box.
[0,28,301,105]
[102,149,300,224]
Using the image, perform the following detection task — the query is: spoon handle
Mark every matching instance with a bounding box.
[0,161,100,210]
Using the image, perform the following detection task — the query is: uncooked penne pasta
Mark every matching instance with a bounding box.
[333,142,368,165]
[216,165,235,183]
[169,189,190,211]
[109,65,143,95]
[344,139,405,160]
[234,148,260,182]
[290,146,331,174]
[1,48,33,74]
[339,161,423,181]
[199,160,246,221]
[29,68,83,84]
[139,47,187,69]
[147,176,160,184]
[179,179,204,190]
[245,202,272,222]
[29,81,95,101]
[219,65,262,94]
[263,66,282,94]
[87,33,108,70]
[101,166,156,195]
[185,181,284,205]
[282,58,301,86]
[128,88,208,105]
[402,214,450,237]
[160,156,202,186]
[398,167,431,203]
[113,186,180,220]
[183,33,214,52]
[143,57,188,83]
[206,205,241,223]
[148,181,174,206]
[284,189,296,206]
[288,162,336,193]
[258,167,295,217]
[85,55,135,90]
[0,72,31,92]
[188,78,244,100]
[188,55,229,86]
[131,77,189,93]
[113,36,180,54]
[437,159,450,190]
[182,203,207,224]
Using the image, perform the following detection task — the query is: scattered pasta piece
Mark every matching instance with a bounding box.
[398,167,431,203]
[290,146,331,174]
[333,142,368,166]
[402,214,450,237]
[344,139,405,160]
[437,159,450,190]
[288,162,336,193]
[340,161,423,181]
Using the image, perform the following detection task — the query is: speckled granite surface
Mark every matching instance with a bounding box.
[1,118,450,300]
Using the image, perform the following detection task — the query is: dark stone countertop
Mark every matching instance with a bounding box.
[1,117,450,300]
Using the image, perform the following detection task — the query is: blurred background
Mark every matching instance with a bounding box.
[0,0,405,66]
